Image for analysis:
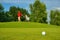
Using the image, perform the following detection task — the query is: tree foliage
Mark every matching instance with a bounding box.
[0,4,5,22]
[50,10,60,26]
[0,4,4,12]
[9,6,29,21]
[30,0,47,23]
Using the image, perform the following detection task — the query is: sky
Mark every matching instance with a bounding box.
[0,0,60,13]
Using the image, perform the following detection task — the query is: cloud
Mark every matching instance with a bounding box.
[52,7,60,10]
[56,8,60,10]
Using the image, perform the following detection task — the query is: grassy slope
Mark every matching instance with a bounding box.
[0,22,59,28]
[0,22,60,40]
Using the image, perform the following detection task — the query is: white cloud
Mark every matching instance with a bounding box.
[53,7,60,10]
[56,8,60,10]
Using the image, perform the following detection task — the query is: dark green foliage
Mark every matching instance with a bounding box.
[9,6,18,21]
[0,4,4,12]
[50,10,60,26]
[30,0,47,23]
[9,6,29,21]
[0,4,5,22]
[20,16,25,21]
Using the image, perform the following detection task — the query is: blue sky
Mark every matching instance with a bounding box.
[0,0,60,13]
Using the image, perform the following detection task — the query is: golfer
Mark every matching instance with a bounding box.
[17,11,22,21]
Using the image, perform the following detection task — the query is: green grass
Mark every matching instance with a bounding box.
[0,22,60,40]
[0,22,59,28]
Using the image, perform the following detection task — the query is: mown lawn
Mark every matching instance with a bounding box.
[0,22,59,28]
[0,22,60,40]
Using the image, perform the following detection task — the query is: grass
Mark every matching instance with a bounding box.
[0,22,60,40]
[0,22,59,28]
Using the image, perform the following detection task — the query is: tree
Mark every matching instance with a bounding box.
[17,7,29,16]
[50,10,60,26]
[9,6,18,21]
[9,6,29,21]
[0,4,5,22]
[30,0,47,23]
[0,4,14,22]
[0,4,4,12]
[4,11,14,22]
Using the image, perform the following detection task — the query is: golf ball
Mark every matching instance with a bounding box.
[42,31,46,35]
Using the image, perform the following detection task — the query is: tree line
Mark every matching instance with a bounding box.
[0,4,29,22]
[0,0,60,26]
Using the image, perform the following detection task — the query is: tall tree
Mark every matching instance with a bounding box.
[9,6,18,21]
[0,4,5,22]
[50,10,60,26]
[0,4,4,12]
[30,0,47,23]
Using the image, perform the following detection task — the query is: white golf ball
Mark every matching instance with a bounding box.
[42,31,46,35]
